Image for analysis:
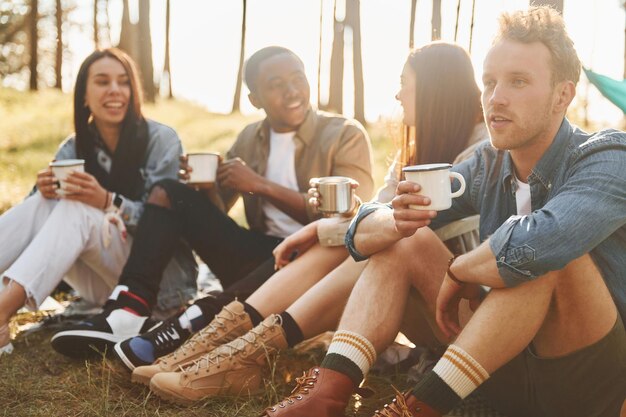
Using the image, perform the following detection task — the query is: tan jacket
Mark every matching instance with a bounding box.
[218,109,374,233]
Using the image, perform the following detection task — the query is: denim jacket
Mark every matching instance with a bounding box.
[53,119,198,310]
[347,119,626,322]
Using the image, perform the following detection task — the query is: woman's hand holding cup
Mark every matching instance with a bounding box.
[62,171,109,209]
[37,168,59,199]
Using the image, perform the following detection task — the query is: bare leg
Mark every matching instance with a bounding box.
[287,257,367,339]
[0,279,27,327]
[246,243,348,317]
[455,254,617,373]
[337,227,451,352]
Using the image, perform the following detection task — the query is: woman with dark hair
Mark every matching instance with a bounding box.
[0,48,196,355]
[119,41,487,405]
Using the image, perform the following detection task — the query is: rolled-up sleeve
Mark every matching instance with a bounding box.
[489,140,626,287]
[121,125,183,227]
[345,201,392,261]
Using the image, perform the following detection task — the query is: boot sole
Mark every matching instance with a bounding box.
[149,381,196,405]
[131,370,153,386]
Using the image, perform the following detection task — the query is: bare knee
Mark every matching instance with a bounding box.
[147,185,172,208]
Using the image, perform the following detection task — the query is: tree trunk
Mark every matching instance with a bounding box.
[529,0,563,13]
[232,0,247,113]
[469,0,476,53]
[93,0,99,48]
[317,0,324,107]
[328,0,344,113]
[163,0,173,99]
[454,0,461,42]
[118,0,137,58]
[431,0,441,40]
[409,0,417,49]
[55,0,62,89]
[347,0,364,124]
[137,0,155,102]
[29,0,38,91]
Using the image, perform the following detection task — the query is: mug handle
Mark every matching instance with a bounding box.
[449,172,466,198]
[309,177,320,187]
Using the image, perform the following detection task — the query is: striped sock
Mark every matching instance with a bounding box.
[321,330,376,387]
[433,344,489,399]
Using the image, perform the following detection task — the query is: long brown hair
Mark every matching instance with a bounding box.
[73,48,149,199]
[400,42,481,170]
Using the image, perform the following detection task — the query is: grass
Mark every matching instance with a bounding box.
[0,87,399,416]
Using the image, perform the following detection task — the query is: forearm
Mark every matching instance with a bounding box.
[255,179,309,225]
[450,239,505,288]
[351,208,404,257]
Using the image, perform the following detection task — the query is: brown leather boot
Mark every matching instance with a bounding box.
[260,367,356,417]
[371,387,441,417]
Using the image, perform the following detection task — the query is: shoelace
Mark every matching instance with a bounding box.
[151,320,184,357]
[268,370,319,411]
[167,305,242,362]
[373,386,415,417]
[182,315,281,375]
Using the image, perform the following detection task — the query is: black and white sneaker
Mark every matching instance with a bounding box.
[114,316,190,371]
[51,288,156,358]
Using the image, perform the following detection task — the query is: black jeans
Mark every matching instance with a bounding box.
[119,179,282,308]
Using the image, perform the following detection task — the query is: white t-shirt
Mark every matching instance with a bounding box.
[262,129,304,237]
[515,177,531,216]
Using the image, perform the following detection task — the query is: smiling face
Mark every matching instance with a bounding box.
[84,56,131,130]
[481,39,564,152]
[396,62,417,127]
[249,53,310,133]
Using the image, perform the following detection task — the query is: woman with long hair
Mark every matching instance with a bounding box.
[0,48,196,355]
[117,41,486,405]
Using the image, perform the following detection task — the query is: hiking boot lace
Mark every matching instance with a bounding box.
[268,368,320,411]
[164,304,241,363]
[373,386,415,417]
[182,315,281,375]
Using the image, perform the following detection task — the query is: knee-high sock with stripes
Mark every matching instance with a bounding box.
[320,330,377,387]
[411,344,490,413]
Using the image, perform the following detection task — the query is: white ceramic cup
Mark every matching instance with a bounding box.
[187,152,220,185]
[49,159,85,196]
[402,163,466,211]
[309,176,356,215]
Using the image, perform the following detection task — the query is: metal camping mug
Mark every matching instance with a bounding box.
[309,176,356,215]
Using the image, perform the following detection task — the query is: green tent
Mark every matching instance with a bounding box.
[584,68,626,113]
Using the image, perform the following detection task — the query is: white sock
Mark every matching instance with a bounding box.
[326,330,377,378]
[433,344,489,399]
[178,304,203,331]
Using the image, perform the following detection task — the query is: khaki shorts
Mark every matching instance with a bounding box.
[479,315,626,417]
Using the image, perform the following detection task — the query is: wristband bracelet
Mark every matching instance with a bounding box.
[447,255,464,285]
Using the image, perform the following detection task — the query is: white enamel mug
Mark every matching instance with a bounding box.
[402,163,466,211]
[187,152,220,185]
[49,159,85,196]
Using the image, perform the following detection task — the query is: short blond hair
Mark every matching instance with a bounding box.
[494,6,581,86]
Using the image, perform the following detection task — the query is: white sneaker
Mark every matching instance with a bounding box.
[0,324,14,356]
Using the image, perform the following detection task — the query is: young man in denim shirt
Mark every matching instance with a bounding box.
[261,7,626,417]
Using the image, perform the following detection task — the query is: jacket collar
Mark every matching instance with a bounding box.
[502,118,572,191]
[256,107,316,146]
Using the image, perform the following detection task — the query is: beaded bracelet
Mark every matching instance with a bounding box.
[447,255,464,285]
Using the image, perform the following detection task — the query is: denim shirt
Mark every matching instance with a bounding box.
[346,119,626,322]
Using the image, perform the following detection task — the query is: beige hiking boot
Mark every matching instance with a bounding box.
[0,324,14,356]
[149,314,288,404]
[131,300,253,385]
